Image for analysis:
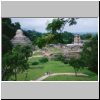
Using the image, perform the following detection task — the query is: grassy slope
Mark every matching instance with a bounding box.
[43,75,98,81]
[8,56,98,81]
[8,47,98,81]
[43,67,98,81]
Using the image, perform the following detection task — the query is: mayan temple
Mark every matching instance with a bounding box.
[11,29,32,46]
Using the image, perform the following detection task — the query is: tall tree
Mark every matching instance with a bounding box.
[2,45,32,81]
[2,18,15,39]
[46,18,77,44]
[14,22,21,30]
[2,34,13,55]
[69,58,84,76]
[2,18,21,55]
[81,34,98,74]
[46,18,77,34]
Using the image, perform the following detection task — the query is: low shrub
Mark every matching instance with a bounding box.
[63,59,70,64]
[39,57,48,63]
[51,53,70,64]
[51,53,65,61]
[32,61,39,65]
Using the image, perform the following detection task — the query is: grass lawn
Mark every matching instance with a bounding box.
[43,75,98,81]
[8,53,98,81]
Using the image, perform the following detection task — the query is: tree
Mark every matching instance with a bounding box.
[14,22,21,30]
[43,33,55,44]
[62,31,74,44]
[46,18,77,34]
[2,18,21,55]
[81,34,98,74]
[23,30,42,46]
[80,33,93,40]
[2,52,13,80]
[2,45,32,81]
[12,46,28,80]
[46,18,77,44]
[46,18,66,33]
[69,58,84,76]
[2,34,13,55]
[2,18,16,39]
[21,45,33,60]
[36,36,47,49]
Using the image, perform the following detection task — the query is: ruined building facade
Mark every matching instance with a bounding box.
[62,34,83,59]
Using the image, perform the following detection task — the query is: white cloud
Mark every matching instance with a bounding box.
[11,18,98,33]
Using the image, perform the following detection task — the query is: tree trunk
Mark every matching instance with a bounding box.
[25,71,28,81]
[75,72,77,77]
[75,69,77,77]
[15,69,17,81]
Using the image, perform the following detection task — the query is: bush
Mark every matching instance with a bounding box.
[51,53,70,64]
[69,58,84,76]
[51,53,67,64]
[51,53,64,61]
[32,61,39,65]
[63,59,70,64]
[39,57,48,63]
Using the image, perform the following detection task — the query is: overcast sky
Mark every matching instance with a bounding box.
[11,18,98,33]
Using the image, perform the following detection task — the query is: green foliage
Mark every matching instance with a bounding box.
[2,18,21,55]
[46,18,77,44]
[46,18,77,34]
[2,52,13,80]
[32,61,39,65]
[23,30,42,46]
[44,33,55,44]
[14,22,21,30]
[51,53,70,64]
[81,34,98,74]
[21,45,33,59]
[80,33,93,40]
[36,36,47,48]
[52,53,64,61]
[46,18,66,33]
[53,33,64,43]
[2,45,32,81]
[2,18,20,39]
[63,59,70,64]
[69,58,84,76]
[2,34,13,55]
[62,31,74,44]
[39,57,48,63]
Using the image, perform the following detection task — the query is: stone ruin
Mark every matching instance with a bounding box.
[11,29,32,46]
[62,34,83,59]
[48,34,84,59]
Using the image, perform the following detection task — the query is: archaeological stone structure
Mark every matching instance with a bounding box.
[11,29,32,46]
[62,34,83,59]
[74,34,81,44]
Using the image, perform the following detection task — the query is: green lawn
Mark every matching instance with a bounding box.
[43,75,98,81]
[8,54,98,81]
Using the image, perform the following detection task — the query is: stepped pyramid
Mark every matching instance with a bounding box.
[11,29,32,46]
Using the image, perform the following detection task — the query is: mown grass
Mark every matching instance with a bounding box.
[43,75,98,81]
[8,53,98,81]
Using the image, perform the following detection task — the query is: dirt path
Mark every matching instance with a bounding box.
[33,73,88,81]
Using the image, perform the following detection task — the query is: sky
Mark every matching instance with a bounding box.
[11,18,98,33]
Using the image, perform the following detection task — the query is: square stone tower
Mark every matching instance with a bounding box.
[74,34,81,44]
